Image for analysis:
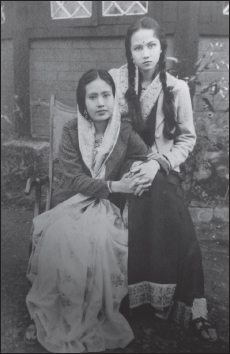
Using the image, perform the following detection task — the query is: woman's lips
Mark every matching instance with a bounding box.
[97,110,107,114]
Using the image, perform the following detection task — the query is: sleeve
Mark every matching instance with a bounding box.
[162,80,197,169]
[59,125,110,199]
[154,155,170,175]
[119,128,151,176]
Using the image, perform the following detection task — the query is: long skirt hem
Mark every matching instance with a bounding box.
[128,171,206,329]
[26,197,134,353]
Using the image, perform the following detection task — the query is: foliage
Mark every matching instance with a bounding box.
[1,144,49,207]
[168,41,229,204]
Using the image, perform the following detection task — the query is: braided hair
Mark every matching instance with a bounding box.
[125,17,180,139]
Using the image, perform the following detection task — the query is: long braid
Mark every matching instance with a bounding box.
[159,60,180,140]
[125,27,145,133]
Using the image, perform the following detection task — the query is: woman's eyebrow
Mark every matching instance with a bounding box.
[133,40,157,47]
[87,91,111,95]
[87,91,98,95]
[133,43,143,47]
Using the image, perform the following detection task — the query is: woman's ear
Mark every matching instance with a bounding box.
[84,109,89,120]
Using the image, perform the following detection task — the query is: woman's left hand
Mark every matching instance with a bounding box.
[129,160,160,191]
[130,178,152,196]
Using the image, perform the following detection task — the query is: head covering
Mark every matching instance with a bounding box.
[78,96,121,179]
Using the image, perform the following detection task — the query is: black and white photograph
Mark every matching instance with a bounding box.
[1,1,229,353]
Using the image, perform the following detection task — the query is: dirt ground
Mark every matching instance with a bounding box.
[1,206,229,353]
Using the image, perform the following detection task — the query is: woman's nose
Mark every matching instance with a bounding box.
[97,96,105,107]
[143,47,150,58]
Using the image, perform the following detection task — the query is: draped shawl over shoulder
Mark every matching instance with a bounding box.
[77,96,121,179]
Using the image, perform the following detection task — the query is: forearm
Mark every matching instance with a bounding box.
[150,154,171,175]
[110,181,122,193]
[68,175,110,198]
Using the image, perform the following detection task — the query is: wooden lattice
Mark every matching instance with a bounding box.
[102,1,148,16]
[1,4,5,24]
[223,1,229,15]
[51,1,92,19]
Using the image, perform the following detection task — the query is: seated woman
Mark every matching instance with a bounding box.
[24,69,152,353]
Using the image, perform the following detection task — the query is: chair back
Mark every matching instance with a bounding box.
[46,95,78,210]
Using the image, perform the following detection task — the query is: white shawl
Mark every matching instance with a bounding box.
[77,97,121,179]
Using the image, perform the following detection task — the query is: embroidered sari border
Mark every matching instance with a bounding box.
[128,281,176,310]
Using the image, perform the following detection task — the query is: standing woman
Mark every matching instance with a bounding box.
[109,17,217,342]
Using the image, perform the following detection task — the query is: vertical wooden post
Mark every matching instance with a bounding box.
[174,1,200,96]
[13,1,31,137]
[34,179,42,217]
[46,94,55,211]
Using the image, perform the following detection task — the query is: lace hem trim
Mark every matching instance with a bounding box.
[128,281,176,310]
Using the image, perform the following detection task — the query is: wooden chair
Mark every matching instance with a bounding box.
[25,95,78,218]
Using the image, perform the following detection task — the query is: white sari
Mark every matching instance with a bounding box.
[26,101,134,353]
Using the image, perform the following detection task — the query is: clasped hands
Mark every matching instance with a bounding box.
[122,152,161,196]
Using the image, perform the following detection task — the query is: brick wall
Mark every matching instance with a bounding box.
[1,39,14,138]
[30,36,174,138]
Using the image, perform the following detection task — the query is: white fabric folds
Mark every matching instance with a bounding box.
[26,101,134,353]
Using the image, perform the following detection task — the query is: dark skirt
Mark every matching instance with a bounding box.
[127,170,205,328]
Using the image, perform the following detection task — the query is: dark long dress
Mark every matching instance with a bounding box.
[127,102,205,328]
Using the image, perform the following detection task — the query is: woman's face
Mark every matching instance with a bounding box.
[130,28,162,74]
[85,78,114,122]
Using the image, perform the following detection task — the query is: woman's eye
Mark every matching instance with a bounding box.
[134,47,142,51]
[104,94,110,98]
[149,44,156,48]
[89,96,96,100]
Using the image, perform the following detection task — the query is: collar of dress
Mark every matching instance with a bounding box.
[77,96,121,179]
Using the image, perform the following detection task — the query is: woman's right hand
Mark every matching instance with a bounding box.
[111,173,151,194]
[111,173,135,193]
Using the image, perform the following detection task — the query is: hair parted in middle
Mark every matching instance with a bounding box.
[76,69,116,119]
[125,17,180,139]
